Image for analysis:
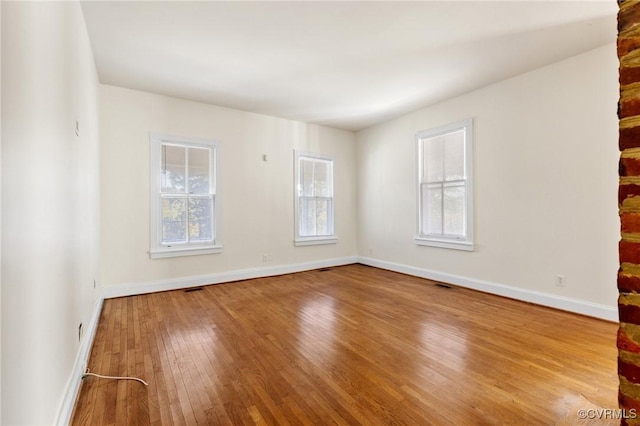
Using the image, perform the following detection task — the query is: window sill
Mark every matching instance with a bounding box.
[149,245,223,259]
[415,237,474,252]
[294,236,338,247]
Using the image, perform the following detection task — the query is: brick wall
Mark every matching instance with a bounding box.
[619,2,640,424]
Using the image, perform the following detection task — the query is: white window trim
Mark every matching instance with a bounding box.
[294,150,338,247]
[294,236,337,246]
[149,133,222,259]
[415,118,474,251]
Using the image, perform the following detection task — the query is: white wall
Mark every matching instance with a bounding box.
[100,85,357,289]
[1,2,101,424]
[356,44,619,313]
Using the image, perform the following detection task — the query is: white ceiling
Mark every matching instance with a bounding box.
[80,1,617,131]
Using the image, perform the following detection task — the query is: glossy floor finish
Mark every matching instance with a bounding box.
[72,264,618,425]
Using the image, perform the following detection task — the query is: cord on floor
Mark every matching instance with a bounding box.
[82,368,149,386]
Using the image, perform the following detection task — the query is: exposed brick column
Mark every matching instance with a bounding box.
[619,2,640,424]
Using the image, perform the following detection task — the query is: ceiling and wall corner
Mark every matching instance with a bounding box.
[79,1,617,132]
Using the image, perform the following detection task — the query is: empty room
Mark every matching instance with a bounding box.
[1,0,633,424]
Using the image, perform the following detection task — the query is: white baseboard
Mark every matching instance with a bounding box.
[104,255,617,321]
[55,295,104,425]
[102,256,359,299]
[358,256,618,322]
[54,254,614,424]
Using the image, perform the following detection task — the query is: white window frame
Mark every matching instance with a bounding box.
[149,133,222,259]
[294,150,337,246]
[415,119,474,251]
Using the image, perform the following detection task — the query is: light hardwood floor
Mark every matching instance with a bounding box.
[72,264,618,425]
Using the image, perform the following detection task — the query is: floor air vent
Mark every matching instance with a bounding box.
[435,283,453,289]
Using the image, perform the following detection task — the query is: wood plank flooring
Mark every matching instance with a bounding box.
[71,264,618,425]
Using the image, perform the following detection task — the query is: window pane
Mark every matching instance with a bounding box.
[326,199,334,235]
[425,136,443,182]
[314,160,332,197]
[162,145,186,193]
[188,197,213,241]
[444,130,465,181]
[188,148,210,194]
[300,159,315,197]
[315,199,331,235]
[424,184,443,235]
[162,197,187,243]
[443,184,465,236]
[299,198,316,236]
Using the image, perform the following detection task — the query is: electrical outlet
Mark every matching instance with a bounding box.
[262,253,273,262]
[554,275,566,287]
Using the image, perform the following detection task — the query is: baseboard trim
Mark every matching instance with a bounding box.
[358,257,618,322]
[55,295,104,425]
[103,255,617,320]
[55,254,615,424]
[102,256,359,299]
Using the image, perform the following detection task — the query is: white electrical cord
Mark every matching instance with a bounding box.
[83,368,149,386]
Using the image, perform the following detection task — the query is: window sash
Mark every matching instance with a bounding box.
[150,133,220,258]
[158,143,216,246]
[297,157,333,198]
[295,151,336,243]
[420,181,466,238]
[298,196,333,237]
[416,119,473,249]
[159,194,215,245]
[161,143,216,196]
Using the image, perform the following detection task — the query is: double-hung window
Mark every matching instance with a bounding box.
[149,133,221,258]
[294,151,337,246]
[416,119,474,251]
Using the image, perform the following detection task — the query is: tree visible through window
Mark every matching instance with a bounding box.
[160,144,213,243]
[150,134,221,258]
